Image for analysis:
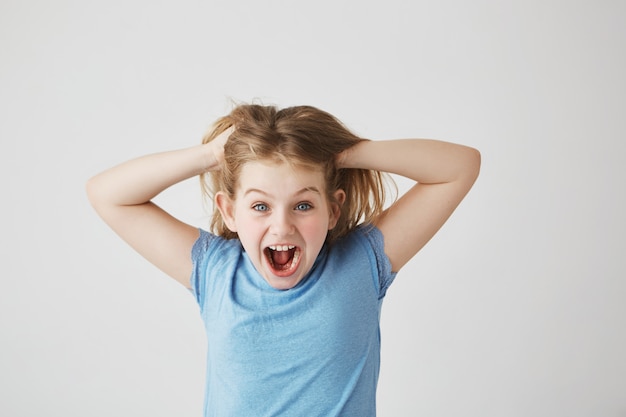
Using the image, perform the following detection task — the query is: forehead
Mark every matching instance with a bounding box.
[237,161,326,197]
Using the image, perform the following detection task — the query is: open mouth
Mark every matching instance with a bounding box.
[264,245,302,276]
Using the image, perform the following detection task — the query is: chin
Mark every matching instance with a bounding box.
[264,272,304,290]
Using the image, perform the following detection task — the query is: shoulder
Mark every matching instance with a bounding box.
[190,229,243,298]
[354,224,395,276]
[337,223,386,256]
[192,229,242,261]
[330,224,397,297]
[191,229,245,279]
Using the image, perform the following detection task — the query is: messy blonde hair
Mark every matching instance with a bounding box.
[201,104,393,243]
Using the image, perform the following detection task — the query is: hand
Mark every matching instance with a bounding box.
[335,141,363,169]
[208,126,234,170]
[335,149,348,169]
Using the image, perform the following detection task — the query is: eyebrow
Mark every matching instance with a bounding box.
[243,187,321,198]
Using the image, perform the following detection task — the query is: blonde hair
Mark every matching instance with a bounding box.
[201,104,393,243]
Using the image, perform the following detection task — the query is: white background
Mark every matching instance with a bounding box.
[1,1,625,416]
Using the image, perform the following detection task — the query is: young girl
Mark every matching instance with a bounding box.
[86,104,480,416]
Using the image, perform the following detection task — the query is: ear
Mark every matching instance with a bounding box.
[215,191,237,232]
[328,189,346,230]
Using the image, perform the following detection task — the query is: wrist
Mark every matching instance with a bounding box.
[201,126,232,172]
[337,140,369,169]
[197,142,221,173]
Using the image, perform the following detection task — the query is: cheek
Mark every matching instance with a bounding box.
[235,214,264,243]
[300,217,331,245]
[235,214,253,231]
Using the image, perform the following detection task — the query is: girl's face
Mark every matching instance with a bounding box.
[216,160,344,290]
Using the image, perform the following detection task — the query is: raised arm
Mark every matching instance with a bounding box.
[85,129,231,288]
[338,139,480,272]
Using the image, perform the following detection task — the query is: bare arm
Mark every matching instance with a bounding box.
[338,139,480,272]
[85,129,231,288]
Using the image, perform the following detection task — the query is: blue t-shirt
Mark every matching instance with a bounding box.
[190,224,396,417]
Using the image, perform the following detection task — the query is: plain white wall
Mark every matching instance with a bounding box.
[1,0,624,416]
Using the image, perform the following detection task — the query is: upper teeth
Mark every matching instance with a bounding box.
[269,245,295,251]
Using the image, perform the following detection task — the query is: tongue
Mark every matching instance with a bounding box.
[272,250,292,267]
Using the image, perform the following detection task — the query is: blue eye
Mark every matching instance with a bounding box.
[253,203,269,212]
[295,202,312,211]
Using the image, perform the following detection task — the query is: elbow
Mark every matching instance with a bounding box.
[469,147,481,181]
[85,175,104,210]
[456,146,481,188]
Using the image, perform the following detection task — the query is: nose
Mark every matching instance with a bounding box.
[269,209,295,236]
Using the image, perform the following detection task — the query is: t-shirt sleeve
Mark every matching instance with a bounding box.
[357,224,398,299]
[189,228,215,306]
[190,229,242,310]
